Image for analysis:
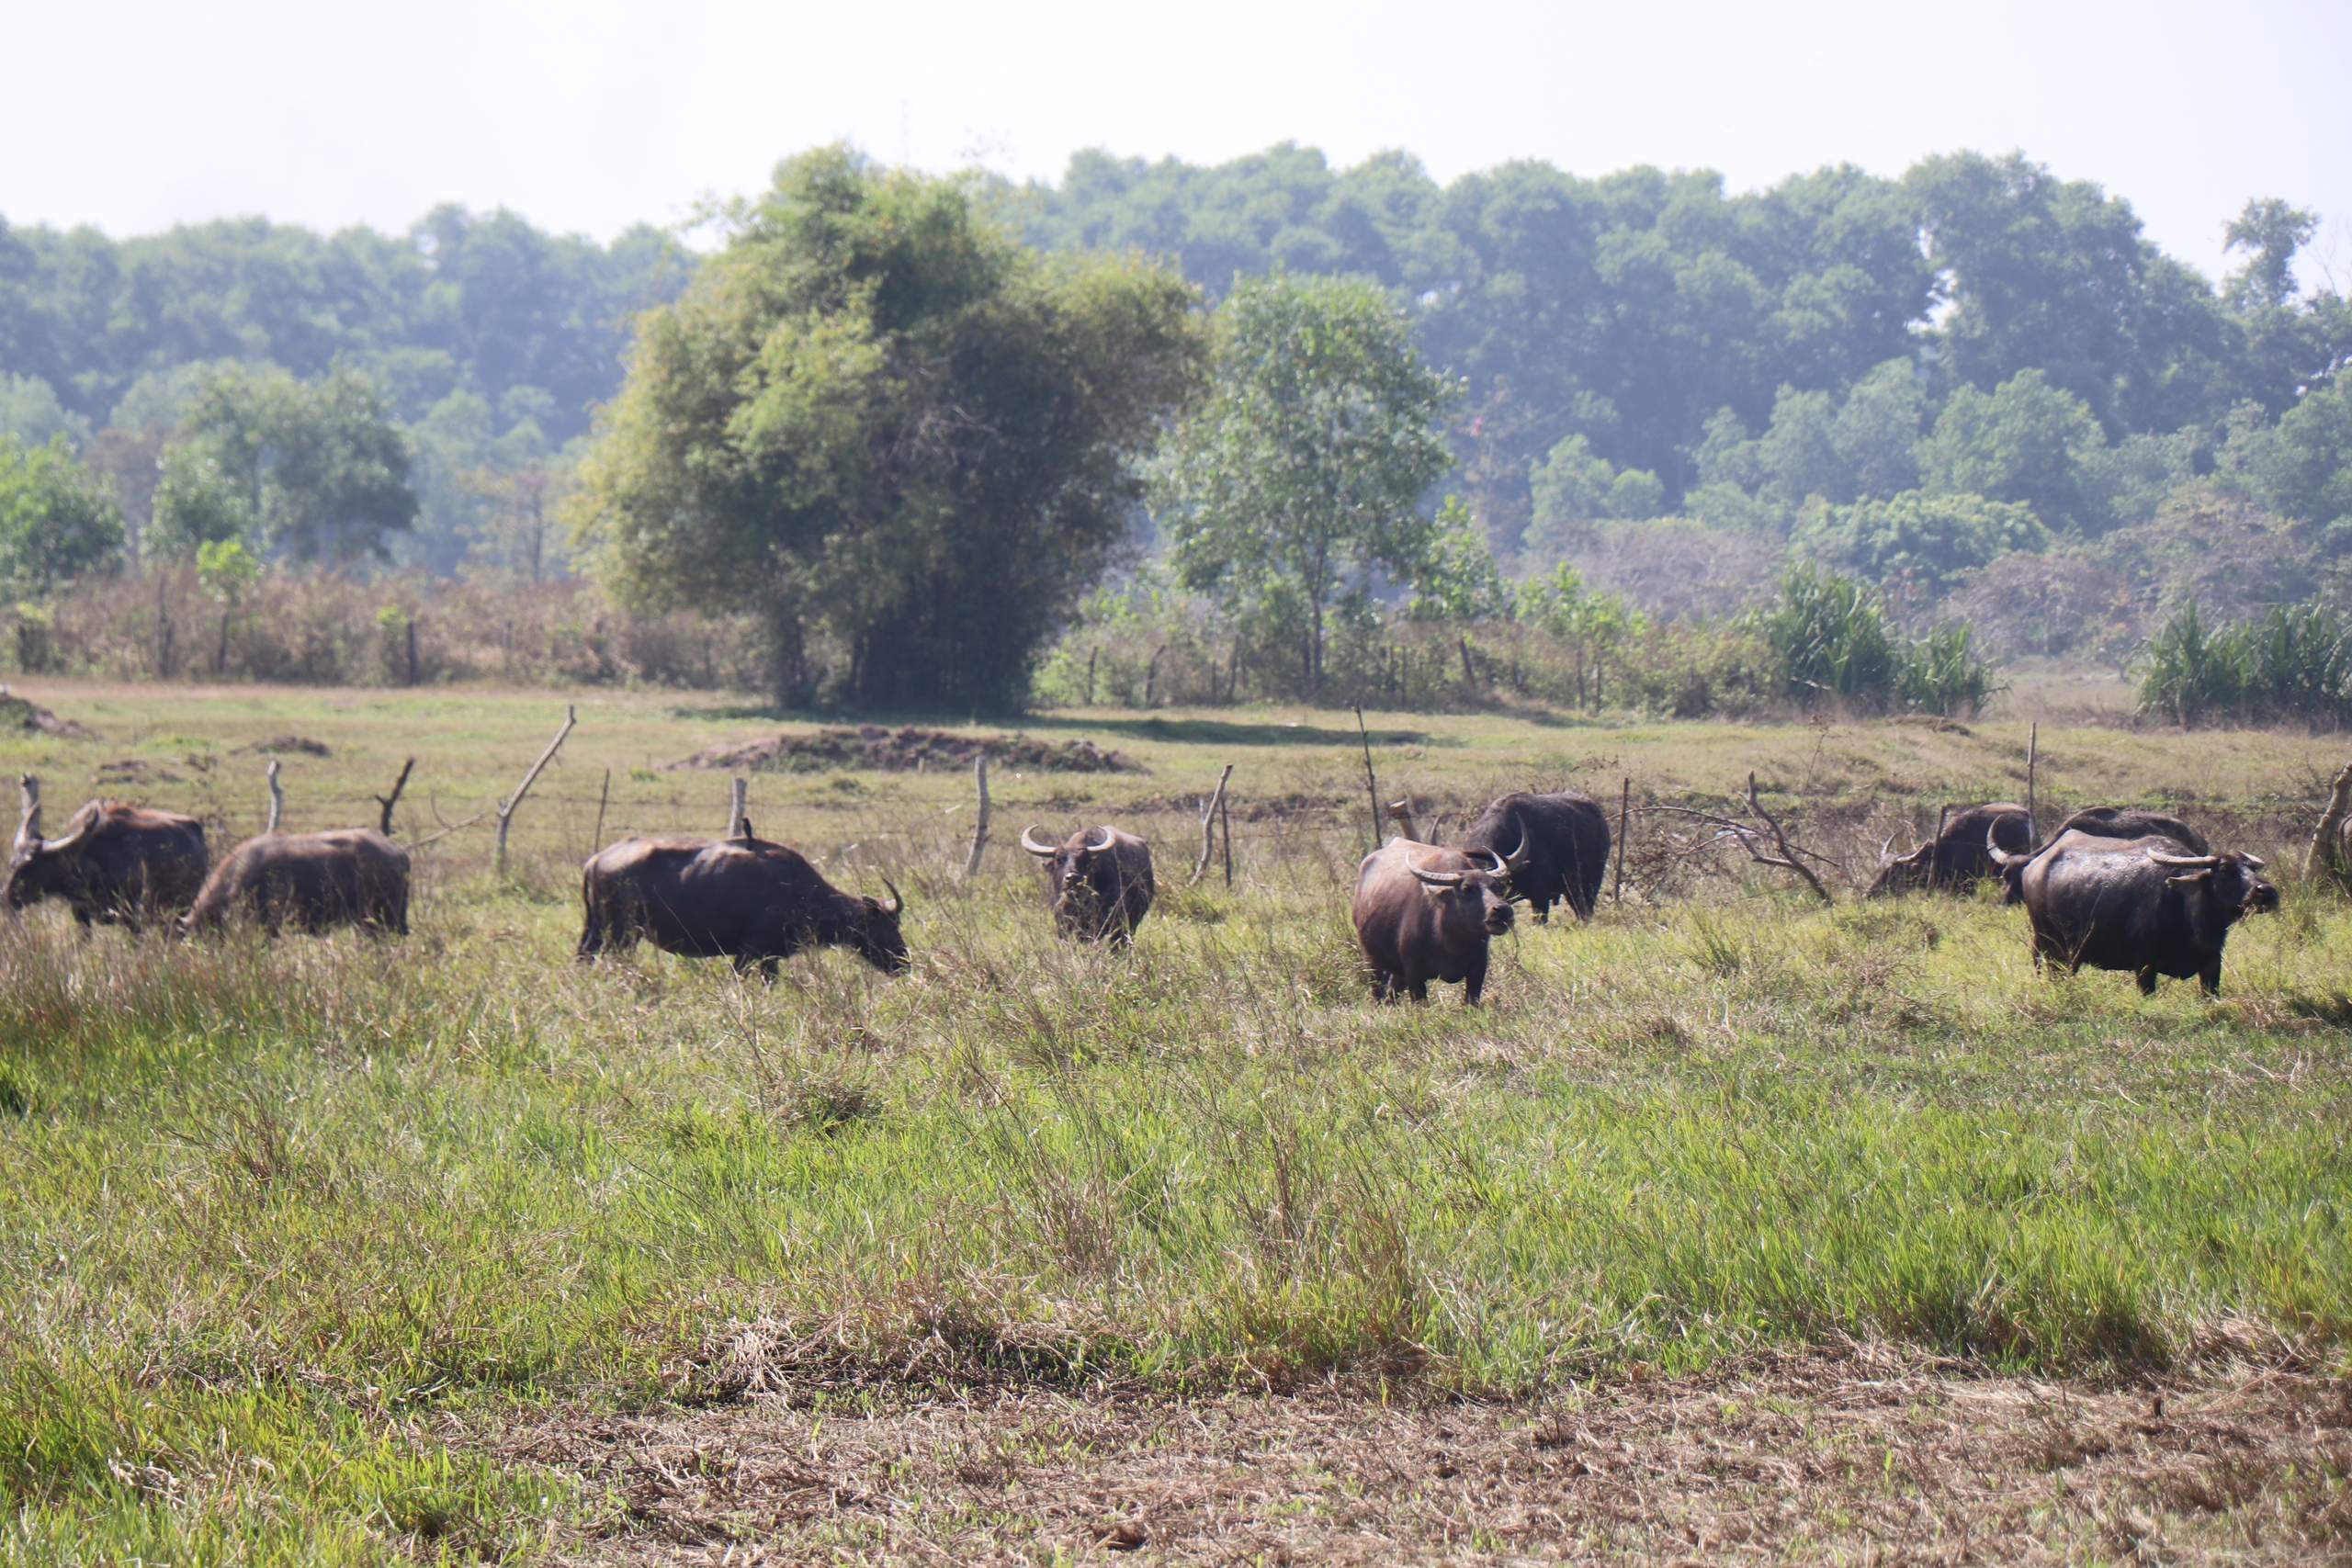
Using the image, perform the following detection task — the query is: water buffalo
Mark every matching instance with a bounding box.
[1986,807,2210,904]
[178,829,411,937]
[1460,792,1607,920]
[1351,838,1516,1004]
[6,779,208,931]
[1990,828,2275,995]
[577,833,906,977]
[1018,825,1154,942]
[1864,802,2032,897]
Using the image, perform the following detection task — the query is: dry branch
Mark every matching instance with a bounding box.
[1650,773,1834,905]
[1190,763,1234,886]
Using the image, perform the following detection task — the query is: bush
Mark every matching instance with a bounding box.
[1762,566,1996,716]
[2138,596,2352,728]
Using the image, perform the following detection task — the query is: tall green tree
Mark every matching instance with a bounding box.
[1151,271,1457,693]
[574,147,1204,710]
[149,365,416,560]
[0,434,123,596]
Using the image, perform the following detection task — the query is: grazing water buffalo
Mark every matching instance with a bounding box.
[577,832,906,977]
[1018,825,1155,942]
[1988,807,2211,904]
[1460,792,1608,921]
[178,829,411,937]
[1990,828,2275,995]
[1864,802,2033,897]
[1351,837,1518,1004]
[6,780,208,931]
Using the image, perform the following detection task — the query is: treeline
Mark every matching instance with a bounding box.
[4,144,2351,723]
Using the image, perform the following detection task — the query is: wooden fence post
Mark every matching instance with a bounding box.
[494,705,577,878]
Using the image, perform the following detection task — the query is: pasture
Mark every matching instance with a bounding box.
[1,680,2347,1563]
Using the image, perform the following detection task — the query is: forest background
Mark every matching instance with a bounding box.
[2,142,2347,719]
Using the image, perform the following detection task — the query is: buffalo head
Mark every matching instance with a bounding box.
[1410,844,1518,938]
[2150,849,2278,920]
[5,777,94,910]
[854,874,910,973]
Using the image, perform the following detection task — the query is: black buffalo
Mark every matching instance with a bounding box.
[178,829,411,937]
[1990,807,2211,904]
[578,832,906,977]
[1351,838,1517,1004]
[1018,825,1155,942]
[1460,791,1610,921]
[1990,828,2276,995]
[6,783,208,931]
[1864,801,2033,897]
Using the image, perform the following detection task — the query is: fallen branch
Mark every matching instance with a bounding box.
[374,758,415,836]
[495,705,577,878]
[407,812,487,850]
[1650,773,1834,905]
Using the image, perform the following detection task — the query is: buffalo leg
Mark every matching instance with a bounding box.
[2137,966,2159,996]
[1532,899,1551,925]
[2199,961,2222,996]
[1407,979,1429,1002]
[576,908,608,962]
[1464,955,1487,1006]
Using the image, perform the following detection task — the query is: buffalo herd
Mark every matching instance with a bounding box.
[2,765,2285,1003]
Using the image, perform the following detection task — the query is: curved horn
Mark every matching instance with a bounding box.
[1877,833,1896,865]
[1084,826,1114,852]
[2239,852,2267,871]
[2148,852,2222,868]
[1502,824,1530,872]
[1984,822,2030,871]
[1408,855,1464,888]
[876,872,903,915]
[1019,826,1057,857]
[1473,846,1509,875]
[37,802,96,857]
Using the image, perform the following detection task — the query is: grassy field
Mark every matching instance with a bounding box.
[0,679,2347,1562]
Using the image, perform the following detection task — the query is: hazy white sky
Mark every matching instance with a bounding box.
[2,0,2346,283]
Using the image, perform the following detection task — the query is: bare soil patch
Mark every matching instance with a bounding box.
[671,726,1143,775]
[512,1355,2350,1564]
[229,733,333,756]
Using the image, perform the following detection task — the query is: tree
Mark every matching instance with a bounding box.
[0,434,124,596]
[1408,497,1512,622]
[1791,489,2046,596]
[575,147,1204,710]
[1153,270,1456,694]
[150,365,416,561]
[1916,369,2106,532]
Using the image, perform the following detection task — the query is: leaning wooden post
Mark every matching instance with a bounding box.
[1932,802,1951,891]
[2306,761,2352,889]
[1190,763,1234,886]
[592,768,611,852]
[1353,705,1383,855]
[1220,785,1235,888]
[2025,721,2039,846]
[1386,797,1421,843]
[374,758,415,836]
[1612,776,1631,904]
[264,760,283,834]
[15,773,40,850]
[962,753,990,881]
[494,704,577,879]
[728,776,749,839]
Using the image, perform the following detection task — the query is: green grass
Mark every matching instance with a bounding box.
[0,682,2347,1560]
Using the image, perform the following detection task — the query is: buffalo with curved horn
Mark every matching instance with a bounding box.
[1019,824,1155,943]
[1460,792,1602,920]
[1988,825,2275,995]
[1351,835,1518,1004]
[6,774,208,932]
[578,830,907,978]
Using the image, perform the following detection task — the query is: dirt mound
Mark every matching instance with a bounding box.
[96,759,182,785]
[230,735,332,757]
[672,726,1143,775]
[0,692,90,739]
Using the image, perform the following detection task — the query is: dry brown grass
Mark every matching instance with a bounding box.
[508,1354,2351,1564]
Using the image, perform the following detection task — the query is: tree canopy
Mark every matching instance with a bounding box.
[573,147,1205,710]
[1150,270,1457,692]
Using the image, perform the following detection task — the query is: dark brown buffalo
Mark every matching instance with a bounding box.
[1864,802,2032,897]
[178,829,411,937]
[577,832,906,977]
[1460,792,1608,921]
[1990,807,2210,903]
[1351,838,1516,1004]
[6,790,208,931]
[1018,825,1155,942]
[1990,828,2275,995]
